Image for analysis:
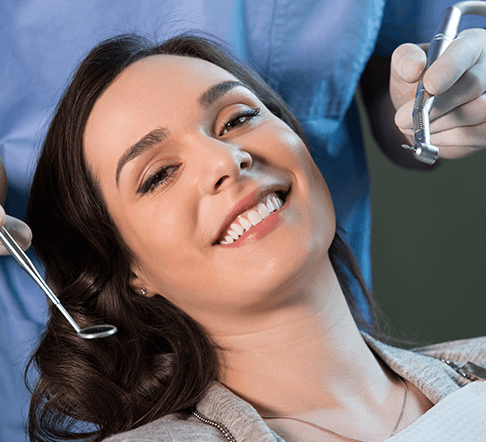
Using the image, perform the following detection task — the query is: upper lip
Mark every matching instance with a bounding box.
[212,183,290,245]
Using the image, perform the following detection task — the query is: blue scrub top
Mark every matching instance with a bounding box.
[1,1,484,440]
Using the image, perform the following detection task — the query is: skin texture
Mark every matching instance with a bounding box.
[83,55,432,441]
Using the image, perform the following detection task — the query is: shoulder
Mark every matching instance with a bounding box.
[103,412,227,442]
[411,335,486,366]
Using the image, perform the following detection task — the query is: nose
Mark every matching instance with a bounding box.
[196,138,252,194]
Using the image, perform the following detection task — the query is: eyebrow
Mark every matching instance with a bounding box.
[116,80,250,186]
[198,80,249,108]
[116,128,168,186]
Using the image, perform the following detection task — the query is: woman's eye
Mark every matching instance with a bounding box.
[138,164,180,194]
[220,107,260,136]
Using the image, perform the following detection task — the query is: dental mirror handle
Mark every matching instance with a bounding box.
[402,1,486,164]
[0,225,117,339]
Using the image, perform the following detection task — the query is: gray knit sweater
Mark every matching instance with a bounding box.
[104,334,486,441]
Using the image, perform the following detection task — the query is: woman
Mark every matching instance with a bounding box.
[25,34,485,442]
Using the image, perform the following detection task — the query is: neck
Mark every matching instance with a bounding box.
[210,257,390,417]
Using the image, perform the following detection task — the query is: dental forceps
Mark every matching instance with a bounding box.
[402,1,486,164]
[0,225,117,339]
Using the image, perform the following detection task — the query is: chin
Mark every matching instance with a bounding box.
[233,237,328,308]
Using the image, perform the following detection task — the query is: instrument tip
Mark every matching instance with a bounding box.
[401,144,417,152]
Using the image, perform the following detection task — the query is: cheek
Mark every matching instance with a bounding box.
[269,122,335,226]
[287,140,336,254]
[307,160,336,252]
[265,122,325,192]
[114,197,192,273]
[126,205,221,307]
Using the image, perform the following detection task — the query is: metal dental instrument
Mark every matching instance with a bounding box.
[0,225,117,339]
[402,1,486,164]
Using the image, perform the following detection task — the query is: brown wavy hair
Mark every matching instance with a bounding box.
[25,33,377,441]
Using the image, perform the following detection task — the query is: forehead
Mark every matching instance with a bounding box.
[96,54,238,110]
[86,53,240,133]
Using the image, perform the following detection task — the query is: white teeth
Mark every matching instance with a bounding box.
[231,223,244,236]
[238,216,252,230]
[217,191,286,245]
[272,195,283,209]
[228,230,239,240]
[265,195,276,212]
[247,210,263,226]
[257,202,271,218]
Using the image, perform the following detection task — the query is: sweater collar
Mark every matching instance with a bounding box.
[362,334,467,403]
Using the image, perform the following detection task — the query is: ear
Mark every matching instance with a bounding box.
[130,270,156,298]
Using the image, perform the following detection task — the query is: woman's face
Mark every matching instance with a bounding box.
[83,54,335,324]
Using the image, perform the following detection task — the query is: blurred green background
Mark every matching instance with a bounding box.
[358,95,486,346]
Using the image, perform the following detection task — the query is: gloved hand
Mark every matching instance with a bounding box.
[0,156,32,254]
[390,28,486,160]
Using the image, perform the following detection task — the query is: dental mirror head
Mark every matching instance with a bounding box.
[0,225,117,340]
[77,324,118,339]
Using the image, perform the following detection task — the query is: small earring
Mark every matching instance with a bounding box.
[140,288,147,296]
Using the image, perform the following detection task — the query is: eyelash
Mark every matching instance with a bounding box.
[138,164,181,194]
[219,107,260,136]
[138,107,260,194]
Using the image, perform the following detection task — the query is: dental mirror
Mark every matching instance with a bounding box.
[0,225,117,339]
[76,324,117,339]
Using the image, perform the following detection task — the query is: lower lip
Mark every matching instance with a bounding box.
[217,196,289,249]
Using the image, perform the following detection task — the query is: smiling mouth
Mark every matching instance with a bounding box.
[215,190,288,245]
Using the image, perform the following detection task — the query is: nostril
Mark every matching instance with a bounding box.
[240,160,250,170]
[239,150,252,171]
[215,175,228,189]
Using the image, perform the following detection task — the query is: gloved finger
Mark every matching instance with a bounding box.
[394,99,417,130]
[423,28,486,95]
[431,121,486,150]
[390,43,429,111]
[0,210,33,255]
[397,94,486,133]
[391,43,428,84]
[429,61,486,117]
[434,136,484,160]
[395,62,486,130]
